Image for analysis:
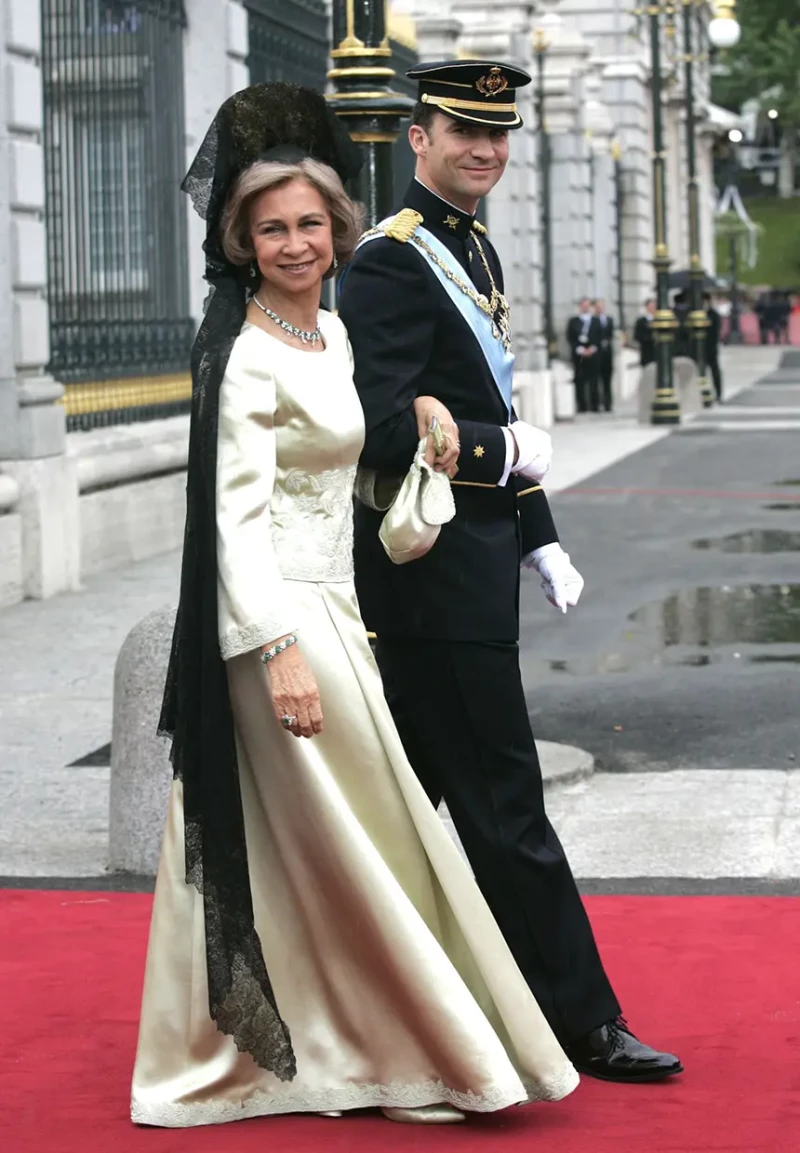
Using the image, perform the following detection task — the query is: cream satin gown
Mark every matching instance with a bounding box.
[131,313,578,1128]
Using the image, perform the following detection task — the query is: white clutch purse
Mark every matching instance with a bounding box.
[355,437,456,565]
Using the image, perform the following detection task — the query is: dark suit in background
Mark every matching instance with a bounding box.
[566,313,602,413]
[705,303,723,400]
[633,313,655,367]
[596,313,614,412]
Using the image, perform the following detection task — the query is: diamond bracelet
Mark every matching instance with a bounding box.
[260,634,298,663]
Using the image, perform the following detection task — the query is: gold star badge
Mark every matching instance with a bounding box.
[473,445,485,459]
[444,214,460,231]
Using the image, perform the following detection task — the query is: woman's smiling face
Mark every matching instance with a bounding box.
[250,178,334,295]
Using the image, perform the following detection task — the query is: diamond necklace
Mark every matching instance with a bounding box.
[252,293,322,347]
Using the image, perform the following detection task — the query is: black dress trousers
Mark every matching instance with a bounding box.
[374,636,621,1045]
[599,350,613,412]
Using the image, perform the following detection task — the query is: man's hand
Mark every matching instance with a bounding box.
[523,543,585,613]
[509,421,552,483]
[413,395,460,476]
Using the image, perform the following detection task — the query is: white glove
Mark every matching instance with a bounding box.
[509,421,552,483]
[523,542,584,614]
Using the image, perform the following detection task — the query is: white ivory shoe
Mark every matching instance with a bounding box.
[381,1105,466,1125]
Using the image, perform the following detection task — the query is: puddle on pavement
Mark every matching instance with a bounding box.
[747,653,800,665]
[538,585,800,677]
[692,529,800,553]
[763,503,800,512]
[627,584,800,646]
[776,479,800,486]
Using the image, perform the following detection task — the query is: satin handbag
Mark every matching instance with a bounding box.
[355,437,456,565]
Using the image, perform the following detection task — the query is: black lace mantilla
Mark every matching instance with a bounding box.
[158,83,361,1078]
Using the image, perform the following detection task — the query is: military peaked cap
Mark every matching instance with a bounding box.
[407,59,531,129]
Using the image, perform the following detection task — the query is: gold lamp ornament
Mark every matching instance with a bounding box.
[709,1,742,49]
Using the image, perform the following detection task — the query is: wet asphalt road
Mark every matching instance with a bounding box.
[520,397,800,774]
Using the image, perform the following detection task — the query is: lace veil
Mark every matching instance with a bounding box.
[158,83,361,1077]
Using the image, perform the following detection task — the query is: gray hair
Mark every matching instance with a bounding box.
[220,157,363,271]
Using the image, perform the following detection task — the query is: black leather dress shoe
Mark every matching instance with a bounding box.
[566,1018,683,1083]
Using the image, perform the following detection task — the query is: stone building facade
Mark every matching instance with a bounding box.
[0,0,718,606]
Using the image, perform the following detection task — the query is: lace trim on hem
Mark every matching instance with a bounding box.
[131,1068,576,1129]
[219,619,300,661]
[523,1063,580,1102]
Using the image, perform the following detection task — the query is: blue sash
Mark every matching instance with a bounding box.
[357,221,515,416]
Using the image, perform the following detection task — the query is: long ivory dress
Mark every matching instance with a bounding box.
[131,313,579,1128]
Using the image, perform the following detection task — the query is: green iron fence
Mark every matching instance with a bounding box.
[41,0,194,429]
[246,0,328,91]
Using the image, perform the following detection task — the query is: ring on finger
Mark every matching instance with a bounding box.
[281,714,298,729]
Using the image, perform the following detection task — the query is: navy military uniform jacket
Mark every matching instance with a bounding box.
[338,180,559,643]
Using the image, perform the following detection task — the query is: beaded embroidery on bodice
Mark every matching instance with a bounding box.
[270,463,358,583]
[260,315,364,584]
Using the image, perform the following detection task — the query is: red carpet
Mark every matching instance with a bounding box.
[2,891,798,1153]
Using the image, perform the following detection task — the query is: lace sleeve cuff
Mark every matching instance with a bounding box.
[219,617,299,661]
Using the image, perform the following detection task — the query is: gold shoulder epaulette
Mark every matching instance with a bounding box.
[385,208,424,243]
[472,220,488,236]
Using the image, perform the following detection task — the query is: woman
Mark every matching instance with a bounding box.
[131,83,578,1128]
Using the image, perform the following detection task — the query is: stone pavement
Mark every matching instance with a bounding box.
[1,344,794,889]
[0,544,593,878]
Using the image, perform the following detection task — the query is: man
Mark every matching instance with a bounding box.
[755,291,772,345]
[672,291,692,359]
[705,292,723,402]
[594,299,615,412]
[633,298,656,367]
[777,291,792,344]
[339,59,681,1084]
[566,298,601,413]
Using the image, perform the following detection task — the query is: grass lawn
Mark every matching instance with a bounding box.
[715,196,800,289]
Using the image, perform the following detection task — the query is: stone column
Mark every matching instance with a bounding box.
[697,125,717,276]
[601,55,654,331]
[0,0,79,600]
[399,0,463,60]
[183,0,249,330]
[533,9,593,350]
[583,69,617,308]
[665,94,688,271]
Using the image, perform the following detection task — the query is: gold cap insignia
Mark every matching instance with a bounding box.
[476,66,509,98]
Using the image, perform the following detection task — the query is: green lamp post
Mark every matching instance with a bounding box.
[327,0,413,226]
[682,1,743,405]
[647,3,680,425]
[682,0,713,407]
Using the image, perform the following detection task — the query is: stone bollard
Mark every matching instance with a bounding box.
[637,357,703,424]
[108,607,176,875]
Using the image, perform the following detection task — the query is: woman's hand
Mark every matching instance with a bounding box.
[263,640,323,739]
[413,396,460,476]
